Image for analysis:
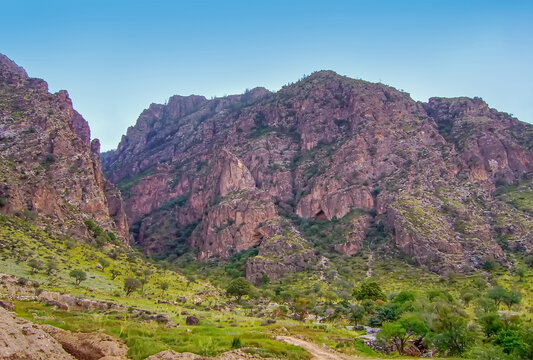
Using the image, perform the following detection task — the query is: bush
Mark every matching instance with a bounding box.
[231,336,242,349]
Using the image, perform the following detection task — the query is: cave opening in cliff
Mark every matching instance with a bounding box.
[314,210,327,221]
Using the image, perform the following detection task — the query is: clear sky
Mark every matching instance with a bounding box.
[1,0,532,151]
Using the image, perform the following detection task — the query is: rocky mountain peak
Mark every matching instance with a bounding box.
[0,54,129,242]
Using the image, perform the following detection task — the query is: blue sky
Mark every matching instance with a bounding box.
[2,0,532,151]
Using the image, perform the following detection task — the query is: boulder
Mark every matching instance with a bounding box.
[185,316,199,325]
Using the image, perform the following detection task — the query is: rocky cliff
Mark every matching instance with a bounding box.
[103,71,533,277]
[0,54,128,242]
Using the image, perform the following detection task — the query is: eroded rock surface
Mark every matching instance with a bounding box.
[0,54,128,242]
[101,70,533,275]
[0,307,76,360]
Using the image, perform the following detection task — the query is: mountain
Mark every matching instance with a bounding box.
[0,54,128,242]
[102,70,533,279]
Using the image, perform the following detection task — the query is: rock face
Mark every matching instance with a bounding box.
[41,325,129,360]
[0,307,76,360]
[103,70,533,275]
[0,54,128,242]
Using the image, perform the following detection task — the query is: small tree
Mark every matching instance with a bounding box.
[226,277,251,302]
[502,289,522,310]
[98,258,110,270]
[69,269,87,285]
[378,314,429,355]
[354,281,386,301]
[487,285,508,308]
[140,277,148,293]
[124,278,141,296]
[110,268,121,280]
[46,260,58,275]
[349,304,365,326]
[28,259,44,273]
[515,266,525,282]
[294,297,311,321]
[460,289,477,306]
[160,281,169,295]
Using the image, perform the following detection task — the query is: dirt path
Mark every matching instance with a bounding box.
[276,336,355,360]
[277,336,420,360]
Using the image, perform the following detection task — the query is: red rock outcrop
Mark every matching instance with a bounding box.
[0,54,128,242]
[103,70,533,274]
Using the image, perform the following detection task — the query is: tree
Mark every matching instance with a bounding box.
[69,269,87,285]
[294,297,311,321]
[98,258,110,270]
[502,289,522,310]
[354,281,386,301]
[460,289,477,306]
[378,314,429,355]
[488,285,508,308]
[349,304,365,326]
[46,260,58,275]
[515,266,526,281]
[124,278,141,296]
[226,277,251,302]
[110,268,121,280]
[430,301,474,355]
[140,277,148,293]
[159,281,169,295]
[28,259,44,273]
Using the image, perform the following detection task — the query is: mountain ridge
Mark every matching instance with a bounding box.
[101,69,533,279]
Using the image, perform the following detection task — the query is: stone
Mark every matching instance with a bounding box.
[0,307,76,360]
[185,316,199,325]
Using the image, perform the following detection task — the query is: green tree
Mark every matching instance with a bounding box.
[430,301,474,355]
[98,258,110,270]
[354,281,386,301]
[460,289,478,306]
[349,304,365,326]
[294,297,311,321]
[28,259,44,273]
[226,277,251,301]
[110,268,121,280]
[46,260,58,275]
[378,314,429,355]
[515,266,526,281]
[124,278,141,296]
[488,285,508,308]
[502,289,522,310]
[479,312,504,338]
[69,269,87,285]
[159,281,169,295]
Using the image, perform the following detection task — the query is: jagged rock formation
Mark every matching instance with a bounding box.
[101,71,533,276]
[0,54,128,241]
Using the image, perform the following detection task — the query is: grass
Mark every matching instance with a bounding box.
[1,214,532,359]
